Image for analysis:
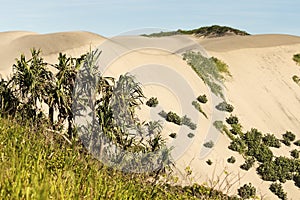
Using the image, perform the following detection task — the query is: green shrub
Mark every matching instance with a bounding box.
[181,115,197,130]
[293,53,300,65]
[269,183,287,200]
[228,138,246,154]
[263,133,281,148]
[169,133,177,139]
[237,183,256,199]
[146,97,159,107]
[226,115,239,124]
[206,159,213,165]
[187,133,195,138]
[240,157,255,171]
[197,94,208,103]
[290,149,299,159]
[281,138,291,146]
[227,156,236,164]
[216,101,234,112]
[203,140,214,148]
[166,111,182,125]
[210,57,231,77]
[294,175,300,188]
[294,140,300,146]
[192,101,207,118]
[230,123,243,136]
[283,131,296,141]
[292,75,300,85]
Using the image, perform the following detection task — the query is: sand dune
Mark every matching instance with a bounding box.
[0,31,299,199]
[0,31,105,77]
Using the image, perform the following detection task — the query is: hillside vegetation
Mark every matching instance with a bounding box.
[142,25,250,38]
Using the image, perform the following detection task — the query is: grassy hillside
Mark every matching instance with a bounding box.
[142,25,250,38]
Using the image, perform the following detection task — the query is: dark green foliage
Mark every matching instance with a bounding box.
[203,140,214,148]
[182,115,197,130]
[169,133,177,139]
[269,183,287,200]
[226,115,239,125]
[294,140,300,146]
[263,133,281,148]
[142,25,250,38]
[192,101,207,118]
[230,123,243,136]
[237,183,256,199]
[206,159,213,165]
[166,111,182,125]
[257,156,299,183]
[146,97,159,107]
[293,53,300,65]
[228,138,246,154]
[242,129,273,163]
[294,175,300,188]
[187,133,195,138]
[283,131,296,141]
[197,94,208,103]
[216,101,234,112]
[290,149,299,159]
[240,157,255,171]
[179,25,250,37]
[292,75,300,85]
[281,138,291,146]
[227,156,236,164]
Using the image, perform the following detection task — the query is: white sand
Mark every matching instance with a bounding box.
[1,31,300,199]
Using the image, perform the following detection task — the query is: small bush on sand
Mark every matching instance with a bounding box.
[187,133,195,138]
[227,156,236,164]
[226,115,239,124]
[206,159,213,165]
[293,53,300,65]
[192,101,207,118]
[146,97,159,107]
[240,157,255,171]
[197,94,208,103]
[294,140,300,146]
[263,133,281,148]
[216,101,234,112]
[269,183,287,200]
[238,183,256,199]
[166,111,182,125]
[290,149,299,159]
[283,131,296,141]
[169,133,177,139]
[203,140,214,148]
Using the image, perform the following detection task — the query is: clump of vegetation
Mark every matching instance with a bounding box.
[142,25,250,38]
[292,75,300,85]
[183,51,225,99]
[230,123,243,137]
[263,133,281,148]
[216,101,234,112]
[269,183,287,200]
[237,183,256,199]
[240,157,255,171]
[283,131,296,141]
[182,115,197,130]
[293,53,300,65]
[197,94,208,103]
[210,57,231,78]
[294,140,300,146]
[203,140,214,148]
[227,156,236,164]
[290,149,299,159]
[228,138,246,153]
[166,111,182,125]
[226,115,239,124]
[192,101,207,118]
[281,131,296,146]
[180,25,250,37]
[146,97,159,107]
[206,159,213,165]
[169,133,177,139]
[187,133,195,138]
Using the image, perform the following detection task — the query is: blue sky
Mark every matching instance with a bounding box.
[1,0,299,36]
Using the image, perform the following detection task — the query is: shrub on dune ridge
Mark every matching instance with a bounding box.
[293,54,300,65]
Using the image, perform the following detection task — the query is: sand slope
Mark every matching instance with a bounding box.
[0,31,105,77]
[0,31,300,199]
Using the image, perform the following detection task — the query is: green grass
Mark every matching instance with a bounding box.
[0,117,236,199]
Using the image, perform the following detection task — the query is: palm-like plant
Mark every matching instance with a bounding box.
[12,49,53,121]
[0,78,18,117]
